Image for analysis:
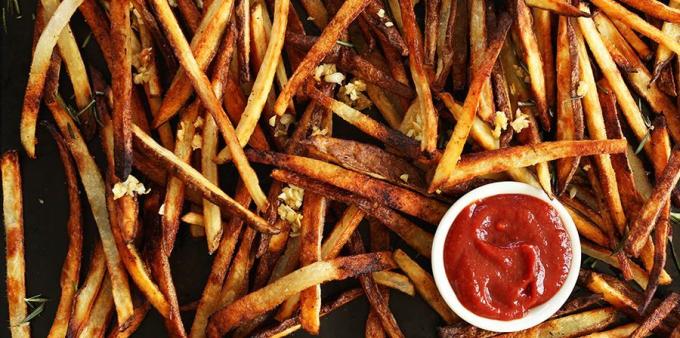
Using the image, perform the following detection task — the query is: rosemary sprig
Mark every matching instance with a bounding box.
[517,100,535,107]
[81,32,92,48]
[635,130,652,155]
[10,295,48,327]
[336,40,354,48]
[25,294,48,305]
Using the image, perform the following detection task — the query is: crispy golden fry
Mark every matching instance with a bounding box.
[177,0,201,33]
[582,323,640,338]
[107,302,151,338]
[533,9,555,110]
[202,113,223,254]
[153,0,236,125]
[430,13,512,191]
[77,277,114,338]
[110,0,133,179]
[653,0,680,76]
[2,151,30,338]
[468,0,496,123]
[582,242,649,288]
[515,0,550,131]
[299,192,326,334]
[393,249,458,324]
[234,0,289,150]
[320,205,365,259]
[131,125,275,233]
[632,293,680,337]
[247,150,447,224]
[564,205,610,247]
[20,0,83,158]
[372,271,416,296]
[589,0,680,55]
[129,0,178,72]
[44,125,83,338]
[616,0,680,24]
[555,16,584,194]
[609,19,652,61]
[524,0,589,16]
[301,0,328,28]
[272,170,433,257]
[495,307,622,338]
[148,0,269,212]
[424,0,441,66]
[273,0,370,116]
[252,289,364,338]
[207,253,397,336]
[625,147,680,256]
[68,242,105,336]
[441,140,626,189]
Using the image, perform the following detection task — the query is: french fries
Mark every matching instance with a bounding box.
[2,151,30,338]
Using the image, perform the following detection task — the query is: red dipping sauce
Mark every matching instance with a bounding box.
[443,194,572,320]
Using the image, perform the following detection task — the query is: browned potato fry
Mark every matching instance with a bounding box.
[616,0,680,24]
[563,205,610,247]
[149,0,270,212]
[555,16,584,194]
[271,170,434,257]
[424,0,442,66]
[625,147,680,256]
[107,302,151,338]
[320,205,365,259]
[632,293,679,337]
[609,19,652,61]
[131,125,276,233]
[273,0,371,116]
[252,289,364,338]
[430,13,512,191]
[216,225,258,311]
[247,150,447,224]
[441,139,626,190]
[524,0,589,16]
[20,0,83,158]
[533,9,555,110]
[69,242,106,336]
[77,277,114,338]
[393,249,458,324]
[2,151,30,338]
[153,0,236,126]
[496,307,623,337]
[299,192,326,334]
[653,0,680,77]
[514,0,550,131]
[110,0,133,179]
[450,0,468,90]
[129,0,178,72]
[582,243,650,288]
[177,0,201,33]
[582,323,639,338]
[468,0,496,123]
[206,252,397,336]
[44,125,83,338]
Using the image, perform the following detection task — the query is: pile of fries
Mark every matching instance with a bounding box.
[5,0,680,335]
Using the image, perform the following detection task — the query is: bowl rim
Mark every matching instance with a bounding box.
[431,181,581,332]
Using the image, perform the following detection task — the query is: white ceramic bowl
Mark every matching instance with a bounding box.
[431,181,580,332]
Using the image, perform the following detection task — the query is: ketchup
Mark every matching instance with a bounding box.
[443,194,571,320]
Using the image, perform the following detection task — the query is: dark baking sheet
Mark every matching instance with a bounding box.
[2,1,680,337]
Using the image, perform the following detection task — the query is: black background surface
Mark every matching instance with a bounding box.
[2,1,680,337]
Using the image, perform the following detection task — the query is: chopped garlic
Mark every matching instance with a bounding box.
[191,134,202,150]
[576,81,589,97]
[510,110,530,133]
[377,8,385,18]
[307,16,314,21]
[196,0,203,8]
[435,189,442,195]
[583,164,591,172]
[311,126,328,137]
[338,79,372,110]
[568,186,578,199]
[112,175,150,199]
[492,111,508,138]
[314,64,337,81]
[385,21,394,27]
[193,116,204,128]
[278,185,304,209]
[277,184,305,235]
[158,203,166,216]
[400,173,409,182]
[269,116,277,127]
[324,72,346,84]
[167,0,178,7]
[405,113,424,141]
[280,113,295,126]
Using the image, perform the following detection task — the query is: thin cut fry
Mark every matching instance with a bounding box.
[468,0,496,123]
[110,0,133,179]
[610,19,652,61]
[299,192,326,334]
[393,249,458,324]
[616,0,680,24]
[524,0,588,16]
[68,242,105,336]
[2,151,30,338]
[77,277,114,338]
[494,307,622,338]
[20,0,84,158]
[631,293,680,338]
[582,242,649,288]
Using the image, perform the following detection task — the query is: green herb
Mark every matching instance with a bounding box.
[25,295,48,305]
[10,295,48,327]
[75,98,96,118]
[55,93,81,124]
[66,123,76,140]
[671,212,680,225]
[635,130,652,154]
[2,8,7,34]
[595,82,610,94]
[81,32,92,48]
[9,0,19,16]
[336,40,354,48]
[670,237,680,274]
[517,100,534,107]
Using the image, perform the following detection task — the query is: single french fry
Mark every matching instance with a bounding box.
[393,249,458,324]
[131,125,275,233]
[148,0,269,211]
[107,302,151,338]
[555,16,584,194]
[153,0,236,125]
[45,125,83,338]
[581,323,639,338]
[468,0,496,123]
[273,0,370,116]
[2,151,30,338]
[271,170,434,257]
[563,205,610,247]
[20,0,84,158]
[299,192,326,334]
[77,277,114,338]
[533,9,555,109]
[247,150,447,224]
[202,114,223,254]
[494,307,622,338]
[372,271,415,296]
[632,293,680,338]
[610,19,652,61]
[590,0,680,55]
[515,0,550,131]
[110,0,133,179]
[177,0,201,33]
[450,0,468,90]
[441,139,626,190]
[524,0,589,16]
[582,242,649,288]
[616,0,680,24]
[430,13,513,191]
[653,0,680,76]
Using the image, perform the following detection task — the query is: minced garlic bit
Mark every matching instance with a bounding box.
[196,0,203,9]
[435,189,442,195]
[492,111,508,138]
[269,116,277,127]
[307,16,314,21]
[338,79,372,110]
[132,48,153,85]
[385,21,394,27]
[158,203,166,216]
[112,175,150,199]
[568,186,578,199]
[576,80,589,97]
[400,173,409,182]
[583,164,591,172]
[405,113,424,141]
[510,109,530,133]
[167,0,178,7]
[280,113,294,126]
[193,116,204,129]
[314,63,345,85]
[191,134,202,150]
[311,126,328,137]
[377,8,386,18]
[278,185,305,235]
